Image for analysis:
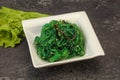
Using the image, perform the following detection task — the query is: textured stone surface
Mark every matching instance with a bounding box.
[0,0,120,80]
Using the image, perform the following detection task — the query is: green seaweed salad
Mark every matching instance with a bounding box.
[34,20,85,62]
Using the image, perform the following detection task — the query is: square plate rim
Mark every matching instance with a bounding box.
[22,11,105,68]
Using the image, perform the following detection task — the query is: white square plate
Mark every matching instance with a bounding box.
[22,11,105,68]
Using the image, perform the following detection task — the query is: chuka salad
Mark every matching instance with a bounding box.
[34,20,85,62]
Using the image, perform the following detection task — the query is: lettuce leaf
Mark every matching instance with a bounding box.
[0,7,49,48]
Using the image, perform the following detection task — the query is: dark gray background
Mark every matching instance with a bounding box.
[0,0,120,80]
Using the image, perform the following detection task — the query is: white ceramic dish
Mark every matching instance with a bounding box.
[22,11,105,68]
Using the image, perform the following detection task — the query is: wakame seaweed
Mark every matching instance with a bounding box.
[34,20,85,62]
